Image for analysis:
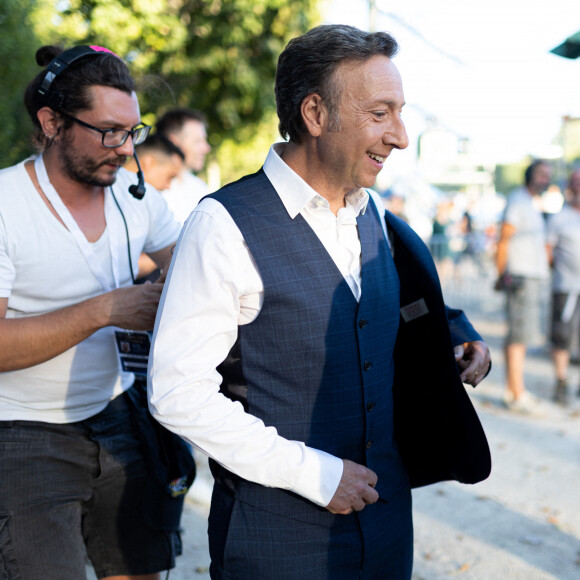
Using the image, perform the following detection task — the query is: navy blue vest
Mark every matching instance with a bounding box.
[208,170,409,526]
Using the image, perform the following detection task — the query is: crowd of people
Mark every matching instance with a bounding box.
[0,20,575,580]
[424,160,580,416]
[496,162,580,412]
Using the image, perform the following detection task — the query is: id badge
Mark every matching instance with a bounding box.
[400,298,429,322]
[114,330,151,376]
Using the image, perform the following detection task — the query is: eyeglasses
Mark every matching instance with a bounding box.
[59,110,150,148]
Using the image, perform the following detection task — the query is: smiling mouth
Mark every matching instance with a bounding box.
[368,152,386,164]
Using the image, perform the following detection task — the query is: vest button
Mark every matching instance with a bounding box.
[364,361,372,371]
[359,319,368,328]
[367,402,375,412]
[366,440,373,449]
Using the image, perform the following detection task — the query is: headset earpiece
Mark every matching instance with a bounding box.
[37,46,104,110]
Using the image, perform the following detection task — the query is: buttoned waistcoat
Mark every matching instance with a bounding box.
[208,169,409,527]
[207,170,491,525]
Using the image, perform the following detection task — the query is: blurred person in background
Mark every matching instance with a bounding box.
[453,211,487,278]
[546,169,580,405]
[155,107,212,224]
[125,134,186,280]
[495,159,551,415]
[430,199,454,286]
[125,132,185,193]
[384,189,408,222]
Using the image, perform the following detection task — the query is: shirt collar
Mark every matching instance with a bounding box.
[263,143,370,219]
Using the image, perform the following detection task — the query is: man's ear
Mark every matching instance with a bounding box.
[37,107,62,140]
[138,153,152,170]
[300,93,328,138]
[166,134,182,149]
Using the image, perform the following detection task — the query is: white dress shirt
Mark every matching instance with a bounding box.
[162,170,209,226]
[149,143,388,507]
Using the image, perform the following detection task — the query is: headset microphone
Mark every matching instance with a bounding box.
[128,150,146,200]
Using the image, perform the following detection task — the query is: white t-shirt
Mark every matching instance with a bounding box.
[0,160,181,423]
[546,204,580,293]
[163,170,209,226]
[502,186,549,279]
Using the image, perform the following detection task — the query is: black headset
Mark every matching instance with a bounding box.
[37,45,103,111]
[37,45,146,200]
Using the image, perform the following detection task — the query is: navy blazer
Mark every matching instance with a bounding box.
[385,210,492,488]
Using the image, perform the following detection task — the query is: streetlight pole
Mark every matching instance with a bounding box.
[369,0,378,32]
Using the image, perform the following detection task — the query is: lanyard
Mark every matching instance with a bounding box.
[34,153,127,292]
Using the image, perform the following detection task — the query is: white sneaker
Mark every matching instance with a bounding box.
[503,391,546,417]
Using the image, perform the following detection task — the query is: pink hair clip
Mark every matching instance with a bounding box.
[89,45,119,58]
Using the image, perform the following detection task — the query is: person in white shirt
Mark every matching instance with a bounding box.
[155,107,212,224]
[124,133,186,280]
[546,169,580,404]
[149,24,491,580]
[495,160,551,415]
[125,133,185,193]
[0,44,185,580]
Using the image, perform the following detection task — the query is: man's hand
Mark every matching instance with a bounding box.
[454,340,491,387]
[103,282,165,331]
[326,459,379,514]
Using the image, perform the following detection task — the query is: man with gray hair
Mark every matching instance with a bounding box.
[150,24,491,579]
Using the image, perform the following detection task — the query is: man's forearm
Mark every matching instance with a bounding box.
[0,294,110,371]
[0,282,164,371]
[149,375,344,507]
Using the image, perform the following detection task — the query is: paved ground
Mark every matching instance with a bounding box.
[89,275,580,579]
[411,315,580,580]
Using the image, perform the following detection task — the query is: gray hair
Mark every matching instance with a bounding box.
[275,24,399,144]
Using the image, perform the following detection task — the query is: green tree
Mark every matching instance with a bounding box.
[494,162,528,197]
[0,0,42,167]
[14,0,320,183]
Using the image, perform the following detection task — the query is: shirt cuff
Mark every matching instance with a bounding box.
[291,447,344,507]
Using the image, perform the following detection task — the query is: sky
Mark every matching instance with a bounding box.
[323,0,580,168]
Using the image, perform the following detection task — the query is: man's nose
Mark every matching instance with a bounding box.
[385,116,409,150]
[115,136,135,158]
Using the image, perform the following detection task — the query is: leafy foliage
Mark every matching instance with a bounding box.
[2,0,319,182]
[0,0,42,166]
